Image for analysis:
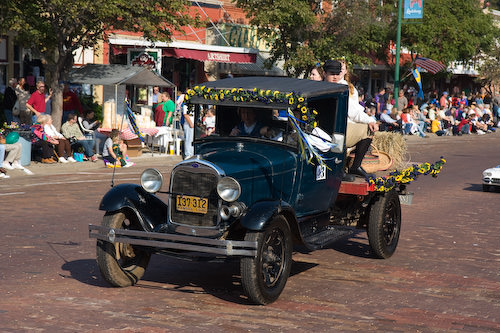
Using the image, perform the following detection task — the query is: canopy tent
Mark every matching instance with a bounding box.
[68,64,176,128]
[68,64,175,87]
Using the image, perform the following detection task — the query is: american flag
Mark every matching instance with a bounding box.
[415,57,446,74]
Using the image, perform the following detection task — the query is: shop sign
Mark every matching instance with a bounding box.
[404,0,423,19]
[217,24,270,52]
[128,49,161,73]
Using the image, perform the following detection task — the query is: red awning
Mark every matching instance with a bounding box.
[163,48,256,64]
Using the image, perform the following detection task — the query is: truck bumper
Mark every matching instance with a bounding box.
[89,225,257,257]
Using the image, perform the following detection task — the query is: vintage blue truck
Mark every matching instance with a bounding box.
[89,77,407,305]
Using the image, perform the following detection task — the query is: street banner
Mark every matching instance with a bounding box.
[404,0,423,19]
[412,67,424,100]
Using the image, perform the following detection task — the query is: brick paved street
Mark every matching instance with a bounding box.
[0,134,499,332]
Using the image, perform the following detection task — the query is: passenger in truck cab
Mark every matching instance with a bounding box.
[230,107,263,137]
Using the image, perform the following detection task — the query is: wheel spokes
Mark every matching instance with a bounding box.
[261,229,286,287]
[383,200,399,245]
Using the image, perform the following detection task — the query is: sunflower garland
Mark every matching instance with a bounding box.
[367,157,446,192]
[185,85,318,128]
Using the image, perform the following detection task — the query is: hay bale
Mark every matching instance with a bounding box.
[372,132,408,169]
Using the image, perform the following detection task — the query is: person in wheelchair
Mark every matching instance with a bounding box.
[379,108,402,132]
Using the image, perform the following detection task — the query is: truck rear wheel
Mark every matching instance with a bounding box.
[367,190,401,259]
[240,215,293,305]
[96,211,151,287]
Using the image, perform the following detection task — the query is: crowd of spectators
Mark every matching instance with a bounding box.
[359,87,499,137]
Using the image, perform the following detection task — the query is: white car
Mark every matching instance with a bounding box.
[482,165,500,191]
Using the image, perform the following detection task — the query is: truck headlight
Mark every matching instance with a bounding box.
[141,168,163,193]
[217,177,241,202]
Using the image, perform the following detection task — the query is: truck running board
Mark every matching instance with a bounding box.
[302,226,354,250]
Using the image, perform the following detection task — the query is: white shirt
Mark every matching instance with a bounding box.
[338,79,375,124]
[44,124,64,139]
[380,112,396,124]
[204,115,215,129]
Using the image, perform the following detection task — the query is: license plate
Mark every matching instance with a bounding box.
[176,195,209,214]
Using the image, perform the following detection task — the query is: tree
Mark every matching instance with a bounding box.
[234,0,390,77]
[234,0,317,77]
[312,0,389,67]
[397,0,496,64]
[0,0,199,129]
[477,43,500,94]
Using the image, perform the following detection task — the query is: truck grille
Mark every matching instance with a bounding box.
[170,167,220,227]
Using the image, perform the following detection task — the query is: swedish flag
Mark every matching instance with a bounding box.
[412,67,424,100]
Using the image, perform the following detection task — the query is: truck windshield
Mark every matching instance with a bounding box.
[193,105,299,144]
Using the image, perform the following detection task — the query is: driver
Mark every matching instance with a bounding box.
[230,107,263,137]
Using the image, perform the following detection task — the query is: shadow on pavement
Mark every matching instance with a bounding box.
[463,183,497,192]
[61,259,108,287]
[62,253,318,305]
[327,231,375,259]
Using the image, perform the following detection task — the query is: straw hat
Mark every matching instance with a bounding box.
[360,146,393,173]
[348,145,393,173]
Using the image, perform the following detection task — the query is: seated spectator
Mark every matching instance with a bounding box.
[32,117,58,163]
[81,110,107,154]
[366,106,377,122]
[0,134,34,174]
[81,110,100,131]
[0,145,7,178]
[454,115,471,135]
[427,104,437,121]
[39,114,75,163]
[459,91,468,107]
[469,111,488,135]
[413,106,429,138]
[481,112,496,132]
[401,108,415,135]
[102,129,133,168]
[379,108,402,132]
[61,112,97,162]
[431,115,447,136]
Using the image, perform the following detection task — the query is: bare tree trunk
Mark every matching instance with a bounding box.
[51,84,63,130]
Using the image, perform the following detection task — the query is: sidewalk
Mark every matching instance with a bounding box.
[2,130,498,180]
[1,152,183,180]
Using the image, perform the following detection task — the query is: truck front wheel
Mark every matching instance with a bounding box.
[240,215,293,305]
[96,211,151,287]
[367,190,401,259]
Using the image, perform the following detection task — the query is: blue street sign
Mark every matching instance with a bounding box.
[404,0,423,19]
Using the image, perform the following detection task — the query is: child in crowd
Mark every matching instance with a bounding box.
[203,108,216,136]
[102,129,134,168]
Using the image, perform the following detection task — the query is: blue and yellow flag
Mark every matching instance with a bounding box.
[125,101,145,142]
[412,67,424,100]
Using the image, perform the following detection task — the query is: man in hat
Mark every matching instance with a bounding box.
[323,59,378,179]
[439,91,449,110]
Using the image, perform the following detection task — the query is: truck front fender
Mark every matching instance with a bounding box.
[240,200,302,243]
[99,184,168,231]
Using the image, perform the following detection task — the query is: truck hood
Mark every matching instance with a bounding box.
[199,141,298,203]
